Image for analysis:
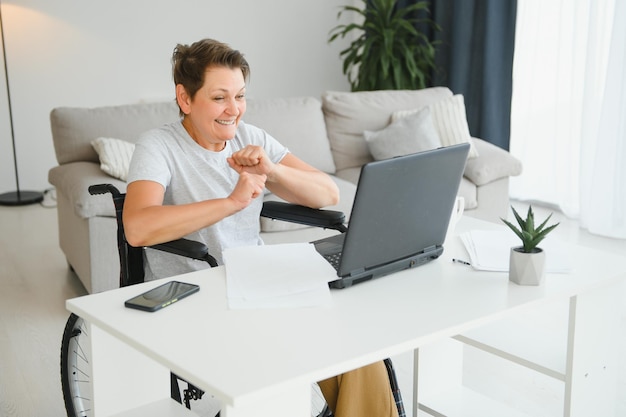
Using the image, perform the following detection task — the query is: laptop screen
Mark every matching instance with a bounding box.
[338,143,469,277]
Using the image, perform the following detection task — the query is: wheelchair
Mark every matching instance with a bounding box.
[60,184,403,417]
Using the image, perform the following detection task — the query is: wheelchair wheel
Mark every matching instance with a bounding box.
[60,313,92,417]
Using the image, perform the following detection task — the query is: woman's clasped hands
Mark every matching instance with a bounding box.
[227,145,272,208]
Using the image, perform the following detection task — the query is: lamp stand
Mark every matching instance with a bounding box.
[0,1,43,206]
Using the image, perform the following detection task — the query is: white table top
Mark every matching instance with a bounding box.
[66,216,626,410]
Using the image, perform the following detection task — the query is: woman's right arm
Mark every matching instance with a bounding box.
[123,172,266,247]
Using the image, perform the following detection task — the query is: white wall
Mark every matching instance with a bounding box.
[0,0,353,193]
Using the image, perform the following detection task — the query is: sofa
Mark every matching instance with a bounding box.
[48,87,522,294]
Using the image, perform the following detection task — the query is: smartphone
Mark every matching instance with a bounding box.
[124,280,200,312]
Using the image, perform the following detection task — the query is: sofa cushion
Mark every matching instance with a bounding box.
[244,97,336,173]
[364,107,441,160]
[322,87,454,171]
[464,138,523,185]
[50,101,180,165]
[458,178,478,210]
[91,137,135,181]
[260,176,356,232]
[392,95,479,158]
[334,167,362,185]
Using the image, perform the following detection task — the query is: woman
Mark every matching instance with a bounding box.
[124,38,398,417]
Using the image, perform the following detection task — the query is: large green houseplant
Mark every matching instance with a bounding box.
[328,0,440,91]
[502,206,560,285]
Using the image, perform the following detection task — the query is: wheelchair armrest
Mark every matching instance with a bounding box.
[261,201,347,233]
[88,183,122,198]
[151,238,218,267]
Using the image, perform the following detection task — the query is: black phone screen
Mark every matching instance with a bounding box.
[124,280,199,312]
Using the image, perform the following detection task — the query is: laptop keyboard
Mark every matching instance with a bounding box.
[323,252,342,271]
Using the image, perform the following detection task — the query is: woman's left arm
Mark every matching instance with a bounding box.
[228,146,339,208]
[266,153,340,208]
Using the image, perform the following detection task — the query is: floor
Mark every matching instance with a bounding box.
[0,198,624,417]
[0,199,87,417]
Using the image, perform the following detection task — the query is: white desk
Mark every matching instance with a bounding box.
[66,217,626,417]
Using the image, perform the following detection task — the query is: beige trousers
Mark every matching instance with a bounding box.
[318,361,399,417]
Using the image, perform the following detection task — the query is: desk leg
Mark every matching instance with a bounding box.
[414,339,464,417]
[90,323,171,416]
[565,280,622,417]
[413,349,419,417]
[221,381,310,417]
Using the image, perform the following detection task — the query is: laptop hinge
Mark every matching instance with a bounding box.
[348,267,366,277]
[423,245,437,254]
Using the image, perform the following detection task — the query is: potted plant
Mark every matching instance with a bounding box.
[501,206,560,285]
[328,0,440,91]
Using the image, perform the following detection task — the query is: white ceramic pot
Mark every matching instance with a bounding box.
[509,247,546,286]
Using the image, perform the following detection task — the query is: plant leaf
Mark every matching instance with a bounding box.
[525,206,535,233]
[511,206,526,230]
[501,218,524,241]
[535,213,554,233]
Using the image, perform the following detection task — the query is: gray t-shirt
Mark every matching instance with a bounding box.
[127,119,289,280]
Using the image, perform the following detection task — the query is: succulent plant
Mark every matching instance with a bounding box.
[501,206,559,253]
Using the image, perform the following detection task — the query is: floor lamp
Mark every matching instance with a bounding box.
[0,1,43,206]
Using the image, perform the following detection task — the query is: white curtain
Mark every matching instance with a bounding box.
[510,0,626,239]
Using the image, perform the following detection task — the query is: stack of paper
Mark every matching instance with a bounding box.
[460,230,572,273]
[223,243,337,309]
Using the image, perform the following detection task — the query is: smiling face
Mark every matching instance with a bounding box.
[177,66,247,151]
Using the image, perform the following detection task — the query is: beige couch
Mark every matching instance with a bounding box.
[48,87,521,293]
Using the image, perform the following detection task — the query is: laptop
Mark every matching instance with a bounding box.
[313,142,470,289]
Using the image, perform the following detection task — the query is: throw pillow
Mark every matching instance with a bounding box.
[363,107,442,160]
[321,87,454,171]
[392,94,479,158]
[91,137,135,181]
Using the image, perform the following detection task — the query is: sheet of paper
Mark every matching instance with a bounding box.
[460,230,572,273]
[223,243,337,309]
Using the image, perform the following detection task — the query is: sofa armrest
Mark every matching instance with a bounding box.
[464,138,523,186]
[48,162,126,218]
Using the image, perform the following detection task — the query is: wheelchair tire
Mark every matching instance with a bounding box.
[60,313,92,417]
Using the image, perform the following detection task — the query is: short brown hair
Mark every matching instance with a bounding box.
[172,38,250,108]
